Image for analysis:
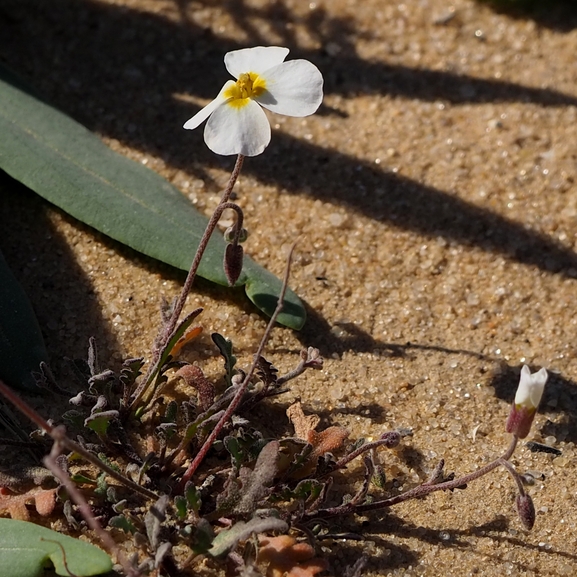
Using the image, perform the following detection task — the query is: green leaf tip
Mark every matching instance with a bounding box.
[0,65,306,330]
[0,518,112,577]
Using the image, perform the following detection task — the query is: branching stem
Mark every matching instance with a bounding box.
[303,436,519,520]
[177,241,297,491]
[130,154,244,410]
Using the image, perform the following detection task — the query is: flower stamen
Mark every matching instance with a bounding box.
[224,72,266,108]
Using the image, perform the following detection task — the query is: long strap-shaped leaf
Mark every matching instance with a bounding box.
[0,66,305,330]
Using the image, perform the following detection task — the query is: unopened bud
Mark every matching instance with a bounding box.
[302,347,323,370]
[505,365,548,439]
[516,493,536,530]
[224,243,244,286]
[380,431,401,448]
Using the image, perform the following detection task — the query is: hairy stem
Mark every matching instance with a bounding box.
[0,379,158,501]
[130,154,245,410]
[164,154,245,341]
[317,432,401,478]
[304,436,519,520]
[177,242,297,491]
[222,202,245,246]
[45,433,141,577]
[499,457,526,496]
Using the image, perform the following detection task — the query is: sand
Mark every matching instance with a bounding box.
[1,0,577,575]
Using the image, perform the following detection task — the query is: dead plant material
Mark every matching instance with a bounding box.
[257,534,329,577]
[0,486,57,521]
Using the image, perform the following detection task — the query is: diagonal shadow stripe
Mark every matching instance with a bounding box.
[477,0,577,32]
[246,133,577,278]
[170,0,577,106]
[320,56,577,106]
[1,0,576,280]
[0,0,575,113]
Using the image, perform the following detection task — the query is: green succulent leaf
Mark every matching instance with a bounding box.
[211,333,237,388]
[184,482,202,514]
[174,495,188,520]
[109,514,137,535]
[0,518,112,577]
[84,410,119,436]
[0,65,305,329]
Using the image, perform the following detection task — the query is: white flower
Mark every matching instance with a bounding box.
[183,46,324,156]
[514,365,547,410]
[505,365,548,439]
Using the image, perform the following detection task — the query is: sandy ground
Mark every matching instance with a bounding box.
[1,0,577,575]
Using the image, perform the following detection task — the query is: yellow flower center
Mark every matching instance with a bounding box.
[224,72,266,108]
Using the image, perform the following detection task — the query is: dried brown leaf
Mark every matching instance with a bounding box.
[0,486,57,520]
[170,326,203,357]
[258,535,328,577]
[287,402,320,440]
[176,364,215,410]
[308,427,349,460]
[286,403,349,478]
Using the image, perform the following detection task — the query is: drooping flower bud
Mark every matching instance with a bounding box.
[379,430,401,448]
[516,493,536,530]
[505,365,548,439]
[224,243,244,286]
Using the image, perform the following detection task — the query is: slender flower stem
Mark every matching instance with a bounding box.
[177,241,297,492]
[129,154,245,410]
[317,432,401,478]
[499,457,527,496]
[0,379,158,501]
[44,435,140,577]
[163,154,244,340]
[303,436,519,520]
[222,202,245,246]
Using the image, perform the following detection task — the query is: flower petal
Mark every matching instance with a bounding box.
[183,81,236,130]
[204,99,271,156]
[255,59,323,117]
[515,365,547,409]
[225,46,290,78]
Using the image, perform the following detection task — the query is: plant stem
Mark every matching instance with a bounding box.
[163,154,244,341]
[304,436,519,520]
[499,457,526,496]
[45,434,141,577]
[129,154,244,410]
[318,432,401,478]
[177,242,297,492]
[0,379,158,501]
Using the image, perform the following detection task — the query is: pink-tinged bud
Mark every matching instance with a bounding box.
[380,431,401,448]
[505,365,548,439]
[516,493,536,530]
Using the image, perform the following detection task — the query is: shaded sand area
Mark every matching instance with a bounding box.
[1,0,577,575]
